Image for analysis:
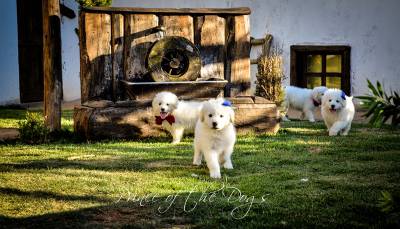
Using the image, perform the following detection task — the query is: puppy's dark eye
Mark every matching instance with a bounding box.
[329,99,332,102]
[336,100,339,103]
[220,115,223,118]
[208,114,212,117]
[322,93,324,96]
[159,102,162,105]
[166,103,169,106]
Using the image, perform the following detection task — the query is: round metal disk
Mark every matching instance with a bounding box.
[147,36,201,82]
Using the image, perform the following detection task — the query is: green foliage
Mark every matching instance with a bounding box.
[356,80,400,127]
[17,112,49,144]
[378,191,398,213]
[75,0,112,7]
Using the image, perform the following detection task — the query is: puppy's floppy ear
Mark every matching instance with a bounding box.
[199,108,205,122]
[229,108,235,124]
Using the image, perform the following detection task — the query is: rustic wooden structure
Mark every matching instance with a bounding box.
[17,0,74,103]
[43,0,62,131]
[75,6,279,139]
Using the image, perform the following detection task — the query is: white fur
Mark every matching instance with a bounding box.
[152,91,203,144]
[193,99,236,179]
[283,86,328,122]
[321,89,355,136]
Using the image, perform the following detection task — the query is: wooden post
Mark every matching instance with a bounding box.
[43,0,62,131]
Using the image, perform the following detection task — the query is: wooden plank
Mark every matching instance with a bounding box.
[229,15,251,96]
[124,14,160,81]
[196,15,225,79]
[17,0,44,103]
[82,7,251,15]
[161,15,194,42]
[111,14,125,101]
[42,0,62,131]
[80,12,112,102]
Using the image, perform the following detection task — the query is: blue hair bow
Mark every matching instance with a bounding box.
[222,100,232,107]
[341,91,346,100]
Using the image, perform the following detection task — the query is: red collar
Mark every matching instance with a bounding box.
[155,115,175,125]
[312,99,320,107]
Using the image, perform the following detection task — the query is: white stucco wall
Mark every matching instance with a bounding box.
[0,0,399,104]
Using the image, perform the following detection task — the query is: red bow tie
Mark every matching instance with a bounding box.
[155,115,175,125]
[312,99,320,107]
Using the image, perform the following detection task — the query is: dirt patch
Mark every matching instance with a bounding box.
[0,128,19,141]
[309,147,322,154]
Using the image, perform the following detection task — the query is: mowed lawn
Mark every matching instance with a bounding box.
[0,108,399,228]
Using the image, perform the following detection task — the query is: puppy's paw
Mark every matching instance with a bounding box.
[171,140,180,144]
[209,171,221,179]
[309,119,315,123]
[223,161,233,169]
[329,130,338,136]
[193,160,201,166]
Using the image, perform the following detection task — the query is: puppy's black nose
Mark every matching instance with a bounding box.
[161,108,165,112]
[212,122,217,128]
[331,105,335,109]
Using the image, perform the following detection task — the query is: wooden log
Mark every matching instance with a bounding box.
[42,0,62,131]
[195,15,225,79]
[124,14,160,81]
[111,14,125,101]
[80,12,112,103]
[73,99,280,139]
[161,15,194,42]
[229,15,251,97]
[81,7,251,15]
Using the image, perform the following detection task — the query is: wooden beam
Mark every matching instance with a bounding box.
[81,6,251,15]
[43,0,62,131]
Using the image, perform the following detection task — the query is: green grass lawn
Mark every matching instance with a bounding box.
[0,108,399,228]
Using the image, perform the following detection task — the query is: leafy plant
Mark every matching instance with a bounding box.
[356,80,400,127]
[18,112,49,144]
[75,0,112,7]
[378,191,396,213]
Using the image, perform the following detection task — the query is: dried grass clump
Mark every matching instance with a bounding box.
[255,48,285,105]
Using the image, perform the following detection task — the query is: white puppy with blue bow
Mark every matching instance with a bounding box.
[193,99,236,179]
[321,89,355,136]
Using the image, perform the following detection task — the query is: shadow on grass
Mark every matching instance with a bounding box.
[0,157,191,173]
[0,187,113,203]
[0,188,254,228]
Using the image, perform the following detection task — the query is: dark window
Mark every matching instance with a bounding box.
[290,45,351,94]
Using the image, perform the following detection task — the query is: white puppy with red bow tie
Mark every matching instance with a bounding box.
[152,91,203,144]
[283,86,328,122]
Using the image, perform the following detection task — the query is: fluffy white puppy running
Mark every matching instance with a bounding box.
[193,99,236,179]
[152,91,203,144]
[283,86,328,122]
[321,89,355,136]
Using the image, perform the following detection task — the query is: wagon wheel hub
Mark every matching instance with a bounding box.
[160,50,190,76]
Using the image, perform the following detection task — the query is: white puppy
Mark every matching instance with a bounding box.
[321,89,355,136]
[152,91,203,144]
[193,99,236,179]
[283,86,328,122]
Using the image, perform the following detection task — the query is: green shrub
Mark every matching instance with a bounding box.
[356,80,400,127]
[75,0,112,7]
[18,112,49,144]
